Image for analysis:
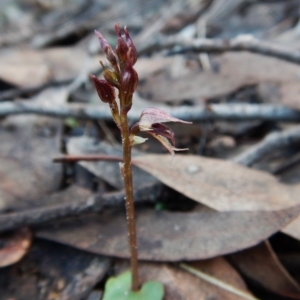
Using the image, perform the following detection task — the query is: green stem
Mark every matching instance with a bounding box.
[120,108,139,292]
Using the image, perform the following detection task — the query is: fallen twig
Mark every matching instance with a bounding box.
[180,263,259,300]
[53,154,123,163]
[234,126,300,166]
[0,182,162,234]
[0,79,73,101]
[1,101,300,122]
[272,153,300,175]
[140,35,300,65]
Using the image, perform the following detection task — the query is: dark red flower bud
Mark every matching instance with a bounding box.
[94,30,118,69]
[90,75,115,103]
[115,24,129,63]
[124,26,138,66]
[121,62,138,95]
[94,30,109,50]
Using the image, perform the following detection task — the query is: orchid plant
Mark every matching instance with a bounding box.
[90,24,191,298]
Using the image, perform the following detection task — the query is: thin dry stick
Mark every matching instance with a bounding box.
[0,182,161,234]
[140,35,300,65]
[233,125,300,166]
[180,264,259,300]
[1,102,300,122]
[53,154,123,163]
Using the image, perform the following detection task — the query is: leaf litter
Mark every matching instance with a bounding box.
[1,1,300,299]
[113,258,255,300]
[132,154,300,212]
[0,87,64,212]
[0,227,32,268]
[36,204,300,261]
[229,241,300,299]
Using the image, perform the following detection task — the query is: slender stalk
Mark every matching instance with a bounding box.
[120,108,139,291]
[92,25,141,292]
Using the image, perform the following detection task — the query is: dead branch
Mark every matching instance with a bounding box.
[0,79,73,101]
[0,182,162,234]
[140,35,300,65]
[272,152,300,175]
[53,154,123,163]
[1,101,300,122]
[233,126,300,166]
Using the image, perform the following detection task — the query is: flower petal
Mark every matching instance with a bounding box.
[131,135,148,145]
[139,108,192,128]
[146,131,188,157]
[140,123,175,145]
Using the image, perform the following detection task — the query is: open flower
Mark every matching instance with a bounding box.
[130,108,192,156]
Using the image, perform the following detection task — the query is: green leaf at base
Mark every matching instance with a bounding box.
[102,270,164,300]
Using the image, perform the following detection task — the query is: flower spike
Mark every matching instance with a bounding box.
[91,25,190,294]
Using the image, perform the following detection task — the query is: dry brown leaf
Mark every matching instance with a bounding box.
[229,242,300,299]
[188,257,249,289]
[0,88,64,211]
[37,205,300,261]
[0,47,87,88]
[67,137,158,190]
[0,157,58,211]
[116,260,254,300]
[132,154,300,212]
[183,257,256,299]
[280,82,300,110]
[0,239,110,300]
[137,52,300,106]
[135,56,174,81]
[282,215,300,241]
[180,264,257,300]
[0,228,31,268]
